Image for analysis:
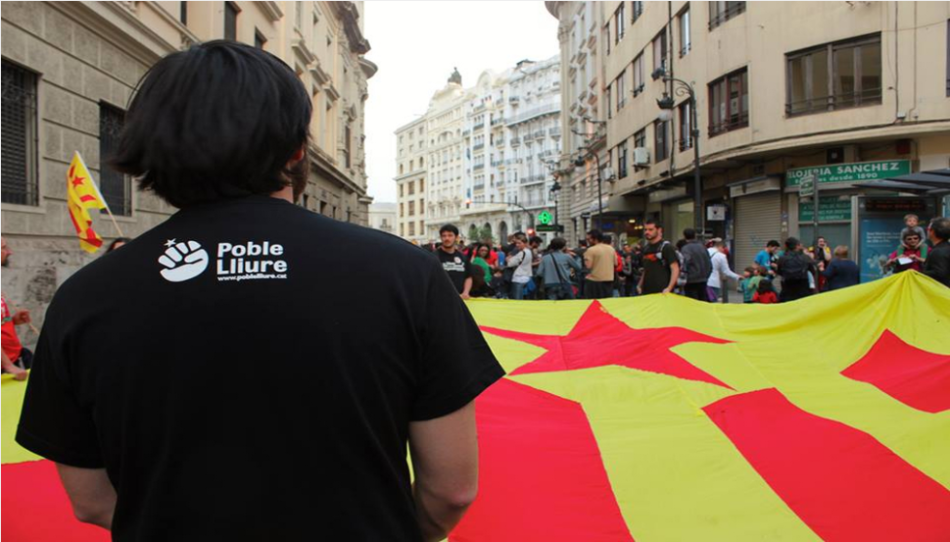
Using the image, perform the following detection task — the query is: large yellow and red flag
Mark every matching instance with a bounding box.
[2,272,948,541]
[66,151,108,253]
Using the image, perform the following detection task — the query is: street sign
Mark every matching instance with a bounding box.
[536,224,564,233]
[799,174,816,198]
[537,210,553,225]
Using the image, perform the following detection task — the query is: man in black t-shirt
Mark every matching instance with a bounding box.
[638,220,681,295]
[16,41,503,542]
[436,224,473,299]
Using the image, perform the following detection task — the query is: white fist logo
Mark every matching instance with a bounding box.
[158,240,209,282]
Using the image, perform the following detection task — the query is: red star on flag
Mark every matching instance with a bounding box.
[481,301,732,388]
[71,176,85,187]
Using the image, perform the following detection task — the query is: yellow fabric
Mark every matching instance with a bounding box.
[2,375,40,464]
[66,151,108,253]
[466,271,950,541]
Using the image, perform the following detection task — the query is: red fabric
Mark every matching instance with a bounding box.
[2,461,110,541]
[450,379,634,541]
[842,330,950,413]
[486,250,498,267]
[1,297,23,363]
[481,301,732,388]
[704,388,950,542]
[753,291,777,304]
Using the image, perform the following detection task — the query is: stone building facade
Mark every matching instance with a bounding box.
[1,1,375,338]
[394,115,427,243]
[548,1,950,267]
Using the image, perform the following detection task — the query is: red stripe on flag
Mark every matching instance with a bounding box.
[842,330,950,413]
[2,461,110,541]
[80,194,97,203]
[450,379,634,542]
[703,388,950,542]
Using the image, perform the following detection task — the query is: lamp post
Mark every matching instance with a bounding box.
[657,76,703,236]
[549,179,561,228]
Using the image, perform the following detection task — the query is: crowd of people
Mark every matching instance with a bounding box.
[429,213,950,303]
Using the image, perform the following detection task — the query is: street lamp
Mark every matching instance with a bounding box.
[657,76,703,236]
[549,179,562,228]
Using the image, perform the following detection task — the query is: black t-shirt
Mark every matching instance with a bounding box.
[16,196,504,541]
[641,240,678,294]
[436,247,472,294]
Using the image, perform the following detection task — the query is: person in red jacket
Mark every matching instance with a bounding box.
[753,279,778,304]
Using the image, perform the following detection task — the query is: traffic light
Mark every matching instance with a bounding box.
[526,227,536,237]
[465,198,472,209]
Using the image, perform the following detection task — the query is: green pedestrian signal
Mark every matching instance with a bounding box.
[537,211,553,225]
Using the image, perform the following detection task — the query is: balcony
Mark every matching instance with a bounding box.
[531,130,545,140]
[494,138,506,147]
[462,129,471,137]
[491,117,505,126]
[473,163,485,171]
[473,143,485,151]
[473,123,485,130]
[508,103,561,126]
[491,160,505,168]
[510,137,521,147]
[549,128,561,138]
[509,96,521,105]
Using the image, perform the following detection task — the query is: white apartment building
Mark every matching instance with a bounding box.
[395,61,563,245]
[394,116,426,242]
[424,72,469,241]
[367,202,397,234]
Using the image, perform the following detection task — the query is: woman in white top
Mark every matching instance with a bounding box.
[507,236,534,300]
[708,242,742,301]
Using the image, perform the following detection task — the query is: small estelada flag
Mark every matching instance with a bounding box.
[66,151,109,253]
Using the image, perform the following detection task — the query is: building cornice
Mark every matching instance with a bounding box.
[331,2,371,55]
[259,1,283,22]
[309,146,367,196]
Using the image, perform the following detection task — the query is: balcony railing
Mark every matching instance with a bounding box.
[494,138,506,147]
[473,123,485,130]
[507,103,560,126]
[473,143,485,151]
[510,137,521,147]
[473,163,485,171]
[509,96,521,104]
[549,128,561,137]
[491,117,505,126]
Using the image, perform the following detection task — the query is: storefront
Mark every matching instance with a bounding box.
[728,176,784,270]
[786,158,913,253]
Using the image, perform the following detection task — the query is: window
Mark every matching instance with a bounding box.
[224,2,239,41]
[786,33,882,115]
[678,101,693,150]
[709,1,745,30]
[616,70,626,111]
[654,120,670,162]
[618,140,629,178]
[409,222,415,236]
[606,85,613,120]
[605,23,611,55]
[409,201,415,216]
[709,67,749,135]
[614,3,625,44]
[1,61,39,206]
[679,7,691,57]
[400,202,404,216]
[99,103,131,216]
[634,128,647,149]
[947,20,950,96]
[180,1,188,25]
[632,53,645,95]
[632,1,644,23]
[399,184,404,198]
[653,30,668,78]
[254,30,267,49]
[344,124,352,169]
[408,181,415,195]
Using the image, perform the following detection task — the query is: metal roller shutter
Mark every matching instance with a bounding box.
[734,193,782,271]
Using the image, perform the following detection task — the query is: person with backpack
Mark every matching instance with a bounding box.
[638,220,680,295]
[679,228,713,301]
[507,233,534,300]
[776,237,816,302]
[536,237,582,300]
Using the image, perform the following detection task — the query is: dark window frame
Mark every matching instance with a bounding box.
[632,1,644,23]
[98,102,132,216]
[785,33,882,116]
[224,1,239,41]
[632,53,645,96]
[678,100,693,151]
[634,128,647,150]
[708,67,749,137]
[652,29,668,79]
[615,3,626,44]
[654,119,670,163]
[678,6,691,57]
[616,69,626,111]
[1,60,40,207]
[180,1,188,25]
[618,139,629,179]
[708,1,746,31]
[254,29,267,49]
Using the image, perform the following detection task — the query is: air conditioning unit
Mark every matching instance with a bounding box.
[633,147,651,166]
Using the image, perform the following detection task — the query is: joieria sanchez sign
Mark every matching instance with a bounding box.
[786,160,911,186]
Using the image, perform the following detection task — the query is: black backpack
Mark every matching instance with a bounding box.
[781,252,810,281]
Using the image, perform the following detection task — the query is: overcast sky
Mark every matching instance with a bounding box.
[363,1,560,204]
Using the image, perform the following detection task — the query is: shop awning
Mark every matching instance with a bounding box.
[854,168,950,194]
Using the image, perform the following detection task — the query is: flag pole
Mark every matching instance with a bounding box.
[75,152,126,238]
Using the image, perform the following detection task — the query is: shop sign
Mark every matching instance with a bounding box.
[787,160,911,186]
[707,205,727,221]
[799,197,852,222]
